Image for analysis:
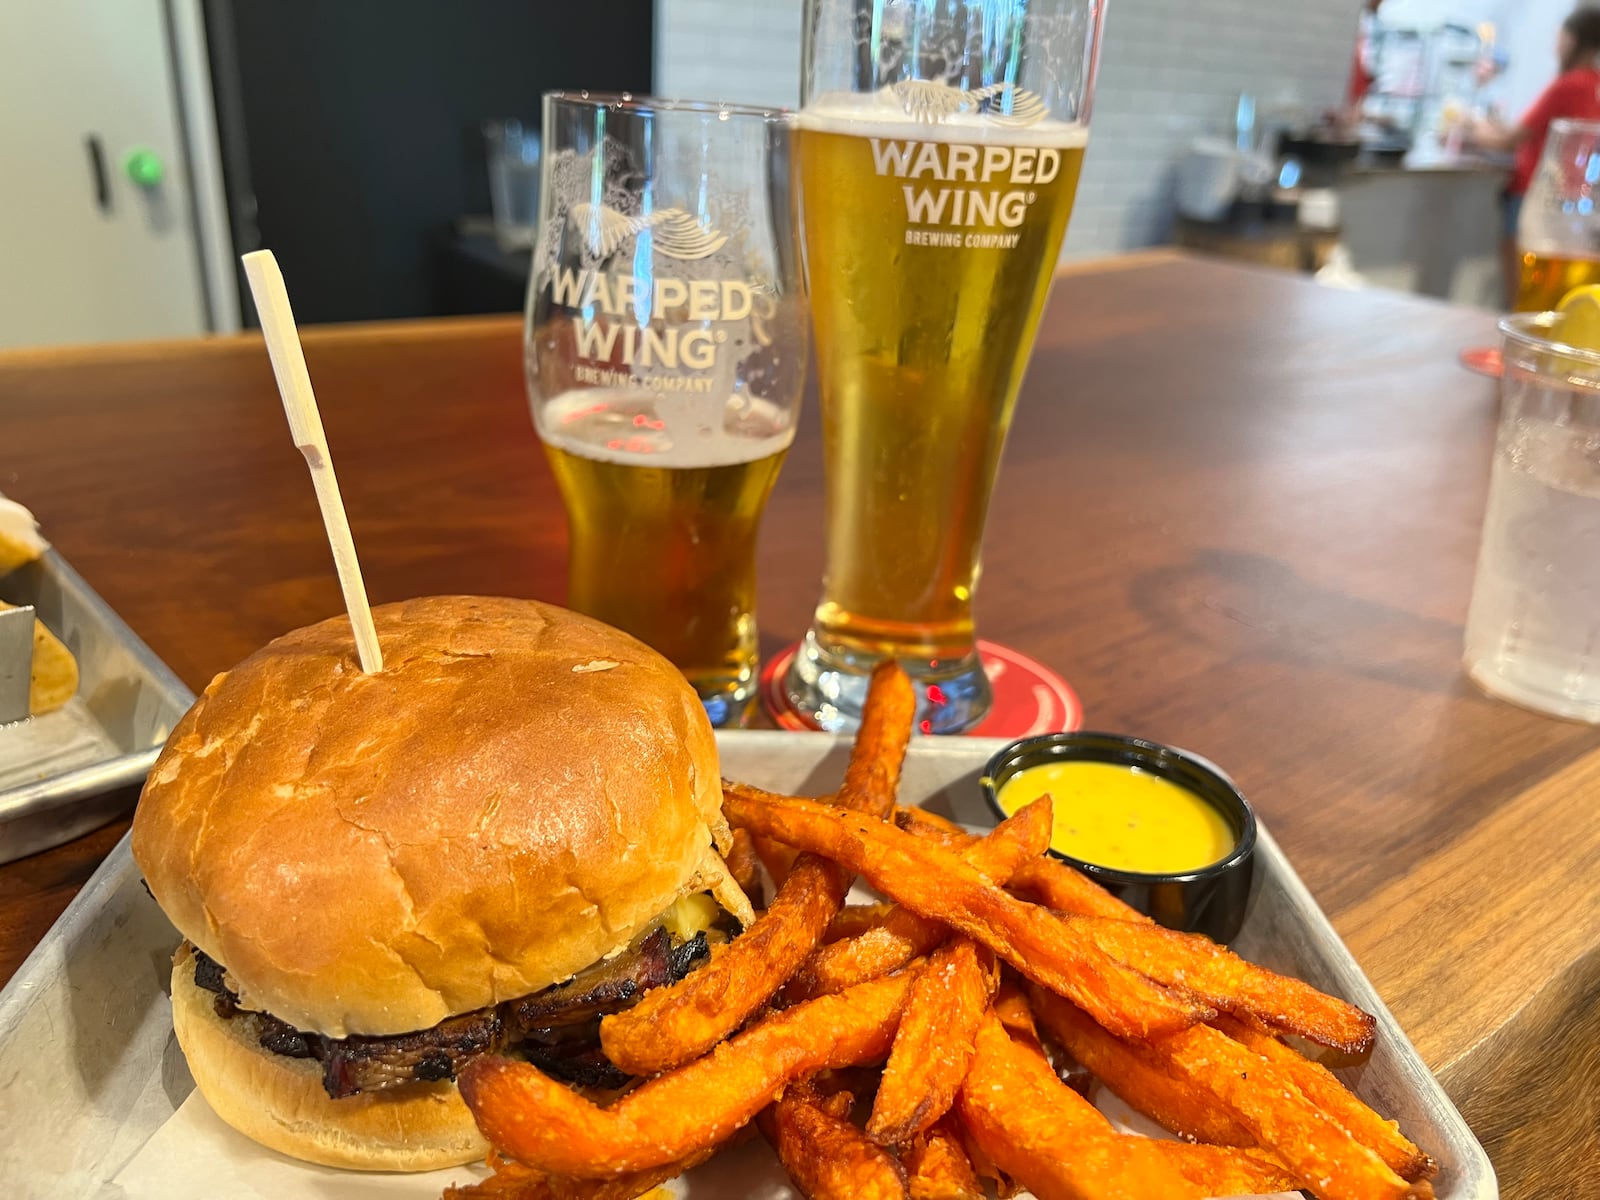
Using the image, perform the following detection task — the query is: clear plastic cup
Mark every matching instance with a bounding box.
[1464,313,1600,721]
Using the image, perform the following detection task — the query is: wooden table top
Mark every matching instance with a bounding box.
[1,250,1592,1195]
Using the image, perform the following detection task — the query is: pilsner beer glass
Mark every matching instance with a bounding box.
[783,0,1106,732]
[529,94,807,727]
[1516,119,1600,312]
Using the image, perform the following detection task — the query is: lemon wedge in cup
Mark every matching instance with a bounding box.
[1555,284,1600,351]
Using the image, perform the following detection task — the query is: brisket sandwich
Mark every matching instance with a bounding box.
[132,596,752,1171]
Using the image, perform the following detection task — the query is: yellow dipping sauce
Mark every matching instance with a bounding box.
[995,760,1235,874]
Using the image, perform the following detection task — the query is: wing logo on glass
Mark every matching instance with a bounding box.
[531,136,797,403]
[892,80,1047,127]
[569,202,729,261]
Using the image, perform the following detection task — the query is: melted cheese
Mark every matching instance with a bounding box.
[662,892,720,941]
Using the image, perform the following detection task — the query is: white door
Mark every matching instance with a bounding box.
[0,1,232,349]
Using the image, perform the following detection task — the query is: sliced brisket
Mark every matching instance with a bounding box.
[188,925,709,1099]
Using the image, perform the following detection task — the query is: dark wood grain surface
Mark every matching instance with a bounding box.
[2,251,1592,1195]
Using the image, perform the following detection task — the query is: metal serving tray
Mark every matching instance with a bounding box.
[0,551,194,864]
[0,731,1495,1199]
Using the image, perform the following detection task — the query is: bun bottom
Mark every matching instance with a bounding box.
[170,948,488,1171]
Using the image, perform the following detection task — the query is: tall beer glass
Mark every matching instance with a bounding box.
[1516,119,1600,312]
[783,0,1106,732]
[529,94,807,726]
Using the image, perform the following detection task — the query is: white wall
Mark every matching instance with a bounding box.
[1375,0,1496,30]
[1065,0,1360,256]
[654,0,802,107]
[653,0,1361,256]
[1482,0,1570,120]
[1368,0,1571,122]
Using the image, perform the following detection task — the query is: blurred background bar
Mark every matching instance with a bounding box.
[0,0,652,346]
[1,0,1595,349]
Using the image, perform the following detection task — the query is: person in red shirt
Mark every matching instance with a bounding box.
[1346,0,1384,112]
[1467,8,1600,306]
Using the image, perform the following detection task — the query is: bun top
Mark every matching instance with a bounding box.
[133,596,726,1038]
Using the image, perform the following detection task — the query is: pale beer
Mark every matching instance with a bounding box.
[1515,249,1600,312]
[784,0,1106,732]
[797,96,1087,666]
[538,390,792,718]
[1514,121,1600,312]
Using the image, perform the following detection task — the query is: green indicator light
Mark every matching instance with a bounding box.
[125,148,164,187]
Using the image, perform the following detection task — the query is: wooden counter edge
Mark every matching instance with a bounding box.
[1053,247,1192,277]
[0,313,524,370]
[0,249,1194,369]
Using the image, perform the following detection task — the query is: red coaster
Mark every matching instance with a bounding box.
[1458,346,1503,378]
[760,640,1083,738]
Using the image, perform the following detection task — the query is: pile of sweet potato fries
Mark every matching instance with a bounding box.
[450,663,1437,1200]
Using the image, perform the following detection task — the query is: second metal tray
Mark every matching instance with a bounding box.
[0,551,195,864]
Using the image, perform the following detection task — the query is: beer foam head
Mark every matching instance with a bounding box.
[800,86,1089,148]
[537,388,794,468]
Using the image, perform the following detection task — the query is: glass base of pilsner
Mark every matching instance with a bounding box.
[780,628,994,734]
[688,669,759,729]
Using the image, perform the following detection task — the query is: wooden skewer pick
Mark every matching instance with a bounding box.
[242,249,384,674]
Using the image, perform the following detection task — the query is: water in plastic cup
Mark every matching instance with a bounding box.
[1464,313,1600,722]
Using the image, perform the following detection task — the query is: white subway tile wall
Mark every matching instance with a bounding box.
[654,0,804,107]
[654,0,1362,256]
[1067,0,1361,256]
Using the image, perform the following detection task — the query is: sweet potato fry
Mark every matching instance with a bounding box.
[956,1016,1293,1199]
[825,902,897,941]
[444,1147,718,1200]
[956,1016,1196,1198]
[739,785,1053,890]
[1007,858,1151,924]
[991,977,1045,1057]
[1217,1013,1435,1182]
[805,1083,857,1120]
[600,666,914,1076]
[760,1080,909,1200]
[912,841,1369,1057]
[868,938,997,1144]
[751,832,800,889]
[461,971,914,1178]
[601,853,851,1075]
[838,660,915,816]
[896,807,1142,923]
[894,836,1370,1054]
[1036,985,1421,1198]
[722,791,1209,1040]
[1144,1143,1300,1196]
[952,1117,1020,1200]
[1075,916,1376,1058]
[724,827,764,905]
[1029,985,1255,1146]
[903,1117,986,1200]
[892,805,975,847]
[787,905,946,1002]
[1144,1020,1433,1200]
[785,796,1054,1001]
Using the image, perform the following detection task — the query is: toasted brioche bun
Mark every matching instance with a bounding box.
[134,595,728,1038]
[170,945,488,1171]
